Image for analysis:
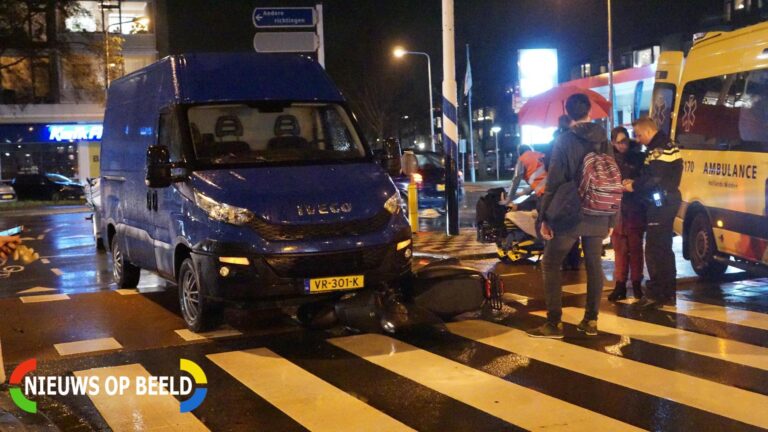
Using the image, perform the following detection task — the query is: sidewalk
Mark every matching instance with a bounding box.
[412,228,497,260]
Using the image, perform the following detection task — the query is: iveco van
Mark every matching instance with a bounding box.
[99,53,412,331]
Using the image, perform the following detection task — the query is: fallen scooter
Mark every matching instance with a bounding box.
[296,258,504,333]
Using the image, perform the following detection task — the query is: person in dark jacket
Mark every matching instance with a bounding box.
[607,127,646,301]
[624,117,683,309]
[527,94,614,338]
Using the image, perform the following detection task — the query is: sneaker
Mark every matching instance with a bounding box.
[632,297,663,310]
[577,319,598,336]
[526,322,564,339]
[663,297,677,308]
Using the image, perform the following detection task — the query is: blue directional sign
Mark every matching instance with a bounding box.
[253,7,316,28]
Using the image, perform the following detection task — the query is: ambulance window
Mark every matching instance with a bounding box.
[738,69,768,151]
[651,84,675,136]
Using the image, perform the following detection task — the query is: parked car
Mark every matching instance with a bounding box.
[393,151,465,210]
[12,173,85,201]
[99,53,412,332]
[0,183,17,203]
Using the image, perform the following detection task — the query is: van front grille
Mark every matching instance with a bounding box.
[250,210,392,241]
[264,245,390,278]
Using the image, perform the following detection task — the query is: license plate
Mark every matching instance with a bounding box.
[305,275,364,293]
[1,194,12,200]
[437,184,446,191]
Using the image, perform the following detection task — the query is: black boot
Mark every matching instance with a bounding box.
[632,280,644,299]
[608,281,628,302]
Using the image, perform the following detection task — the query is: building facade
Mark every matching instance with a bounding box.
[0,1,157,182]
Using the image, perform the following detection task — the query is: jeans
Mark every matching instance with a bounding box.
[542,233,606,324]
[611,228,645,283]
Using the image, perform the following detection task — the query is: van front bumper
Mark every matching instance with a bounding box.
[191,238,413,307]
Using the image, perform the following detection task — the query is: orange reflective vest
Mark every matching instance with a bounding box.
[519,151,547,195]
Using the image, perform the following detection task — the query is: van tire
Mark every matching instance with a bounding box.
[688,213,728,278]
[178,258,220,332]
[111,235,140,288]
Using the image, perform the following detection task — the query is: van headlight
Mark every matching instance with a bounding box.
[384,192,402,214]
[194,191,255,226]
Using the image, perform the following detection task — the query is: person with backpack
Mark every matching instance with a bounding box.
[607,126,647,301]
[527,93,621,338]
[623,117,683,310]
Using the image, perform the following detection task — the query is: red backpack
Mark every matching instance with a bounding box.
[579,151,623,216]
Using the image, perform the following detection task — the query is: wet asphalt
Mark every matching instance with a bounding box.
[0,204,767,431]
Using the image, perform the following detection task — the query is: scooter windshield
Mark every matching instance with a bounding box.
[187,102,367,166]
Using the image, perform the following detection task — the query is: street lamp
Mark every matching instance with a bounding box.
[393,46,435,152]
[104,16,150,90]
[491,126,501,181]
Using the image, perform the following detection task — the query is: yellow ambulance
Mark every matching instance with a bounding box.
[651,21,768,277]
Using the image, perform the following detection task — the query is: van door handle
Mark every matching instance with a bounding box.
[147,191,152,210]
[152,191,158,212]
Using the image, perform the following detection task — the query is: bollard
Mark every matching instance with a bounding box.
[408,175,419,233]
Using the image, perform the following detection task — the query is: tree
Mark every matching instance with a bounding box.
[0,0,113,104]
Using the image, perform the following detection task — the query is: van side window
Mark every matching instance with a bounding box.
[677,69,768,152]
[158,111,184,162]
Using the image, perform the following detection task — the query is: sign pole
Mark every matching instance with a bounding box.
[316,4,325,68]
[466,44,475,183]
[442,0,459,236]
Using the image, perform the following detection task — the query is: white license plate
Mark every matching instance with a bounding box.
[305,275,364,293]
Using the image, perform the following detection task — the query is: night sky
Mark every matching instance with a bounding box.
[161,0,725,133]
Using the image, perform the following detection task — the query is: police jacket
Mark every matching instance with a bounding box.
[633,131,683,200]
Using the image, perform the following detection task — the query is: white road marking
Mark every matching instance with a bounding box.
[17,287,56,294]
[175,327,242,342]
[54,337,122,356]
[330,334,642,431]
[40,258,50,264]
[449,320,768,429]
[208,348,413,432]
[535,307,768,371]
[50,268,63,276]
[115,289,139,295]
[618,298,768,332]
[20,294,69,303]
[74,364,209,431]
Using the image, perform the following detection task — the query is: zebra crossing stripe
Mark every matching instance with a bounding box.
[619,298,768,332]
[73,364,209,431]
[207,348,414,432]
[447,320,768,429]
[329,334,642,431]
[537,307,768,371]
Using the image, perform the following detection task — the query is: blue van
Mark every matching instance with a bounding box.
[99,53,412,331]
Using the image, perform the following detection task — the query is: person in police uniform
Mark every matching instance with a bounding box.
[623,117,683,309]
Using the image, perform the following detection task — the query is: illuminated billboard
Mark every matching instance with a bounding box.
[518,49,558,145]
[518,49,558,99]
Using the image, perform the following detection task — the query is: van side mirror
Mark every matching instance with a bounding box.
[146,145,172,188]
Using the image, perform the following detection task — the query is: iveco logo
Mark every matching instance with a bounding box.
[297,203,352,216]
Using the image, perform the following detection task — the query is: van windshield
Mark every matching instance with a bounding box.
[187,102,367,166]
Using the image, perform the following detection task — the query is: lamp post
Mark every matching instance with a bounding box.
[103,16,149,90]
[394,47,435,152]
[491,126,501,181]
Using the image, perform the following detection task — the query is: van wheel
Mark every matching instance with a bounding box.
[688,213,728,278]
[111,235,140,288]
[178,258,220,332]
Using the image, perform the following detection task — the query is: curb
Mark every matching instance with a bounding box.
[0,206,89,218]
[413,251,499,261]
